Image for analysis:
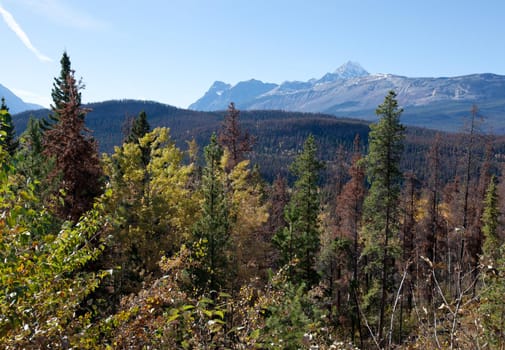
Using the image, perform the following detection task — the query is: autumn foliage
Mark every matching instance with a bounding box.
[2,53,505,349]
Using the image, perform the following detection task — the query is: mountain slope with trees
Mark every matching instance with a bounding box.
[13,99,505,184]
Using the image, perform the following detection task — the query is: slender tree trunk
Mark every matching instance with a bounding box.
[350,182,363,347]
[378,207,390,345]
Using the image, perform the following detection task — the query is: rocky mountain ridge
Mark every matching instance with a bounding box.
[190,62,505,131]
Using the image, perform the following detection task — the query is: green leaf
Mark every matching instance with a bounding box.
[250,328,260,339]
[166,312,180,323]
[182,304,195,311]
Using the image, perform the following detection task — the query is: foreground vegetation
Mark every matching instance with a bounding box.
[2,53,505,349]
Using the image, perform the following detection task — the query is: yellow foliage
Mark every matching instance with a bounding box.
[228,159,269,236]
[415,197,428,221]
[226,158,269,284]
[100,127,201,296]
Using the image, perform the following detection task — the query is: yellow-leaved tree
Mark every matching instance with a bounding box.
[226,152,270,287]
[98,127,198,308]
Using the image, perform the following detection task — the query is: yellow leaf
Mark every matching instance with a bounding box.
[17,263,24,272]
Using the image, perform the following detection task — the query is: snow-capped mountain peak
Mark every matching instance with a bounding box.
[190,63,505,132]
[316,61,369,84]
[334,61,369,79]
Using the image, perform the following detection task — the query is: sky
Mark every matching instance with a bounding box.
[1,0,505,109]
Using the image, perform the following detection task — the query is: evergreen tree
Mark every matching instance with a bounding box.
[126,110,150,143]
[481,175,500,263]
[361,90,405,344]
[15,117,57,210]
[261,281,324,349]
[42,51,78,130]
[43,69,102,222]
[21,117,44,155]
[0,98,19,156]
[479,175,505,348]
[126,110,151,165]
[273,134,323,286]
[218,102,255,170]
[191,134,230,292]
[52,52,78,107]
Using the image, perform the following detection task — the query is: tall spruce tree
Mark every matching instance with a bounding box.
[361,90,405,344]
[191,134,230,292]
[273,134,323,287]
[42,51,79,130]
[52,52,77,109]
[43,69,102,222]
[0,98,18,156]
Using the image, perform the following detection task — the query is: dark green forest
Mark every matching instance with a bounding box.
[2,53,505,349]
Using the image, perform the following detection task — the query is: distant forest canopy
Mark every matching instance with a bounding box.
[13,99,505,184]
[3,52,505,349]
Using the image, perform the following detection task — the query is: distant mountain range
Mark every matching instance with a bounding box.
[6,61,505,133]
[190,62,505,132]
[0,84,43,114]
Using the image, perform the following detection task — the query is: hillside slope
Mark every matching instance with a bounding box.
[13,99,504,183]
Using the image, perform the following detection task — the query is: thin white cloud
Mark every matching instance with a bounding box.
[17,0,107,30]
[0,4,52,62]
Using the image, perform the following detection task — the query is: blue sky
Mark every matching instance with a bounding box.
[1,0,505,109]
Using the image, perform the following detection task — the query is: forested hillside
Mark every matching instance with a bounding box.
[14,99,505,184]
[2,53,505,349]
